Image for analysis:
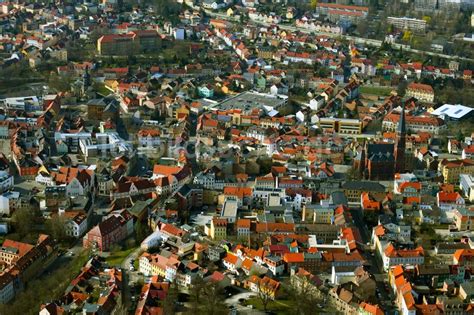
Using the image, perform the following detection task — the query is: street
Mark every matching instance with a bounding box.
[120,247,143,309]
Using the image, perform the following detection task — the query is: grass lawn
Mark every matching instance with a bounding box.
[105,247,136,266]
[360,85,394,96]
[245,297,296,314]
[161,41,191,61]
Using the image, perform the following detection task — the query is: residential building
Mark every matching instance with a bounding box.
[246,275,280,299]
[387,17,427,32]
[302,203,335,224]
[198,85,214,98]
[208,245,227,262]
[49,166,95,197]
[0,235,56,303]
[0,191,20,216]
[207,217,227,240]
[437,191,465,211]
[382,244,424,271]
[64,212,88,238]
[360,192,381,211]
[236,218,251,238]
[223,252,242,272]
[0,171,13,193]
[406,83,434,102]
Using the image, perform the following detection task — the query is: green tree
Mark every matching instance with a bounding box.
[311,0,318,9]
[201,281,226,315]
[45,215,67,242]
[135,219,151,243]
[402,30,412,42]
[12,207,37,239]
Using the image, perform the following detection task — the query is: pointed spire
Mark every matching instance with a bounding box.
[398,102,406,134]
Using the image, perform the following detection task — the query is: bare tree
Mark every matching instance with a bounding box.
[256,279,272,312]
[163,280,179,315]
[201,281,226,315]
[285,274,321,315]
[188,275,206,313]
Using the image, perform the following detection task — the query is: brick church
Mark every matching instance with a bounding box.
[354,104,409,180]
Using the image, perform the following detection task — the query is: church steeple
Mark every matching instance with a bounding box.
[397,101,406,134]
[394,102,407,173]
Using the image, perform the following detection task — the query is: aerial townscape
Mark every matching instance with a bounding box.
[0,0,474,314]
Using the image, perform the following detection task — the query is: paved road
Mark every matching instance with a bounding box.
[224,292,264,315]
[205,10,474,63]
[350,207,371,244]
[120,247,143,309]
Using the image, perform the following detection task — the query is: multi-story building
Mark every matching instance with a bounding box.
[0,235,56,303]
[139,252,181,281]
[318,118,363,134]
[64,212,88,238]
[387,17,427,32]
[97,30,161,55]
[207,217,227,240]
[460,174,474,202]
[0,272,15,304]
[439,159,474,184]
[137,129,161,148]
[0,191,20,216]
[0,171,13,194]
[236,219,251,238]
[382,243,424,271]
[437,191,465,211]
[83,210,134,251]
[414,0,437,11]
[79,132,131,160]
[316,3,369,23]
[86,97,119,121]
[264,256,285,276]
[406,83,435,102]
[302,203,335,224]
[453,249,474,267]
[383,113,445,134]
[453,208,474,231]
[342,181,386,204]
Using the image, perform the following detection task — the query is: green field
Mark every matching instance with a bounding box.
[105,247,136,266]
[360,85,394,96]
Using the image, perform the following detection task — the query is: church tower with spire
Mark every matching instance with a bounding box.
[394,102,407,173]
